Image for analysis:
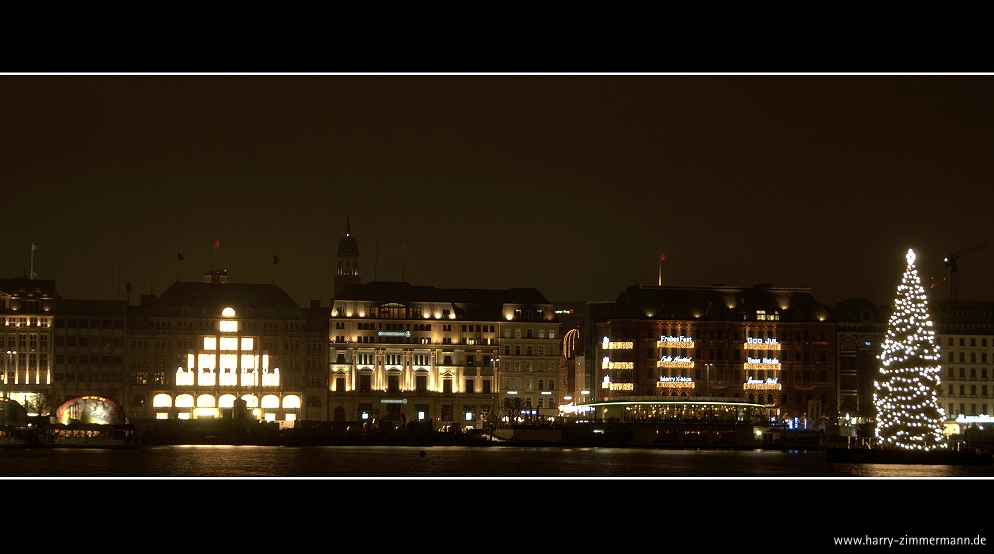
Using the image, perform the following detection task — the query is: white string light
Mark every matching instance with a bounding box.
[873,249,946,451]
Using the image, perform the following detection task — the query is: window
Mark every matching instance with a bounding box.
[465,379,474,393]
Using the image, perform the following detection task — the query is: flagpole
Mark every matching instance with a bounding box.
[30,243,37,279]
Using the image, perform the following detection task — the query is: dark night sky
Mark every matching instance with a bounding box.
[2,74,992,307]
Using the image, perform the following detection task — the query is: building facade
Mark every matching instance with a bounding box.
[328,281,561,429]
[122,270,327,424]
[826,299,889,434]
[931,300,994,432]
[591,284,837,426]
[52,299,128,411]
[0,278,57,415]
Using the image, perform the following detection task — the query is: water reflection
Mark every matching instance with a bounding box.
[1,446,992,478]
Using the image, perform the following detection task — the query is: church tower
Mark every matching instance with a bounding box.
[335,216,360,298]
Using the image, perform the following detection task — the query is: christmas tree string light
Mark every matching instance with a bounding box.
[873,248,946,450]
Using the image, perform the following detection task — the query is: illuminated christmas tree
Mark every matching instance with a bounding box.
[874,248,946,450]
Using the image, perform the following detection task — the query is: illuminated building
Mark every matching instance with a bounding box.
[592,284,835,426]
[329,281,561,429]
[0,278,57,415]
[930,299,994,434]
[123,270,326,423]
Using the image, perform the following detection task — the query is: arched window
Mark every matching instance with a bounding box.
[504,346,510,355]
[538,379,544,390]
[527,346,533,356]
[283,395,301,409]
[514,346,520,355]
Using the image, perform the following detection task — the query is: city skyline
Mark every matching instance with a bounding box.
[3,74,992,306]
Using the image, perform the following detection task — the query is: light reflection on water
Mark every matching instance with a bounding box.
[1,446,992,478]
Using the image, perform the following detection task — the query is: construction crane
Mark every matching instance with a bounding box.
[944,241,989,301]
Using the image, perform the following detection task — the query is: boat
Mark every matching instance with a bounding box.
[0,425,41,447]
[825,446,992,466]
[40,423,140,449]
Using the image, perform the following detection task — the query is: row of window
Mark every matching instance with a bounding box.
[946,384,994,397]
[948,352,991,363]
[611,328,829,342]
[54,319,123,329]
[0,334,48,348]
[55,354,122,365]
[52,372,124,382]
[947,367,992,379]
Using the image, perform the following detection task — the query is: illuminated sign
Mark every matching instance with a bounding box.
[602,381,634,390]
[657,356,694,369]
[602,337,633,349]
[744,338,781,350]
[955,414,994,424]
[380,399,408,404]
[555,309,575,314]
[657,376,695,389]
[744,357,781,370]
[743,377,781,390]
[378,331,411,337]
[658,336,694,348]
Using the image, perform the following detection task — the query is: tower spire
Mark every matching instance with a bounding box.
[335,215,361,299]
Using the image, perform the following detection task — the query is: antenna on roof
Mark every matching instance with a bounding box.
[30,242,38,279]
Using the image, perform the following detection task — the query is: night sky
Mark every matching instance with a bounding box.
[3,74,992,307]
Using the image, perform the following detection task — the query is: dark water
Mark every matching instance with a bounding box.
[2,446,994,478]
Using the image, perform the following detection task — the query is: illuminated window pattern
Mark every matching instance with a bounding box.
[601,337,633,349]
[874,249,946,451]
[601,357,634,369]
